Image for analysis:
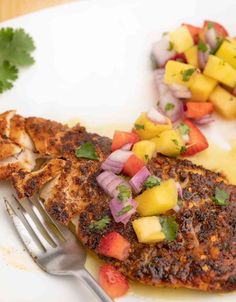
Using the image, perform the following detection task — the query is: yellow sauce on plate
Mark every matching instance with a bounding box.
[69,119,236,299]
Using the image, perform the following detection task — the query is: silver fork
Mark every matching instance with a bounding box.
[4,194,113,302]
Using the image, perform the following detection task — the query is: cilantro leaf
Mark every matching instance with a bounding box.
[75,142,99,160]
[165,103,175,112]
[213,187,229,206]
[168,41,174,51]
[172,139,179,146]
[198,40,208,53]
[0,28,35,66]
[178,123,190,135]
[117,185,132,201]
[180,145,187,154]
[144,176,160,189]
[117,204,133,216]
[134,124,144,130]
[0,61,18,93]
[160,216,178,241]
[181,68,196,82]
[89,216,111,231]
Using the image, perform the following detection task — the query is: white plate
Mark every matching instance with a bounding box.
[0,0,236,301]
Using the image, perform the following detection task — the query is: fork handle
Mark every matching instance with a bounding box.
[72,269,114,302]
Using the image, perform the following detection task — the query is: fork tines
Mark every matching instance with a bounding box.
[5,195,65,256]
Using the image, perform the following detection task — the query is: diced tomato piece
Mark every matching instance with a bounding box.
[203,20,228,37]
[111,131,140,151]
[123,154,145,177]
[182,23,202,44]
[98,232,130,261]
[185,102,214,119]
[99,264,129,298]
[171,52,187,63]
[182,119,209,156]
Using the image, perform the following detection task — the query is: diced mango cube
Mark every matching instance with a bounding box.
[169,26,194,53]
[134,112,172,140]
[209,85,236,119]
[164,60,197,88]
[132,216,166,243]
[216,40,236,69]
[189,73,217,102]
[136,179,178,216]
[132,140,156,163]
[151,129,185,157]
[204,55,236,88]
[184,45,199,68]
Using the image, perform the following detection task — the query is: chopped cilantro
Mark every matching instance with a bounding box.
[165,102,175,112]
[168,41,174,51]
[117,204,133,216]
[89,216,111,231]
[207,21,214,29]
[75,142,99,160]
[180,145,187,154]
[134,124,144,130]
[172,139,179,146]
[198,40,208,53]
[181,68,196,82]
[117,185,132,201]
[178,123,190,135]
[144,176,160,189]
[160,216,178,241]
[213,187,229,206]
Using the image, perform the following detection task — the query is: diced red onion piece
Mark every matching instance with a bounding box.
[158,92,184,122]
[152,37,176,68]
[121,143,133,151]
[109,150,133,163]
[147,108,168,125]
[109,198,138,225]
[175,182,183,199]
[96,171,130,197]
[195,114,215,125]
[101,159,124,174]
[169,84,192,99]
[205,28,217,50]
[129,166,151,194]
[173,204,181,212]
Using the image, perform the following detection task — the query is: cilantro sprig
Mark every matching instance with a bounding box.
[213,187,229,206]
[75,142,99,160]
[89,216,111,231]
[0,28,35,93]
[160,216,178,241]
[144,176,160,189]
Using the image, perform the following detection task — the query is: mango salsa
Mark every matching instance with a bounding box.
[132,216,165,243]
[184,45,199,68]
[132,140,156,163]
[151,129,185,157]
[209,85,236,119]
[134,112,172,140]
[164,60,196,88]
[189,73,217,102]
[169,26,194,53]
[203,55,236,88]
[216,40,236,69]
[136,179,178,216]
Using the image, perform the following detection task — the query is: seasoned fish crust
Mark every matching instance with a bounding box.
[78,155,236,292]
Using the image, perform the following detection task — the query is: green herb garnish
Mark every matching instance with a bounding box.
[181,68,196,82]
[75,142,99,160]
[134,124,144,130]
[160,216,178,241]
[117,185,132,201]
[178,123,190,135]
[0,28,35,93]
[144,176,160,189]
[165,103,175,112]
[117,204,133,216]
[168,41,174,51]
[172,139,179,146]
[198,40,208,53]
[89,216,111,230]
[213,187,229,206]
[180,145,187,154]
